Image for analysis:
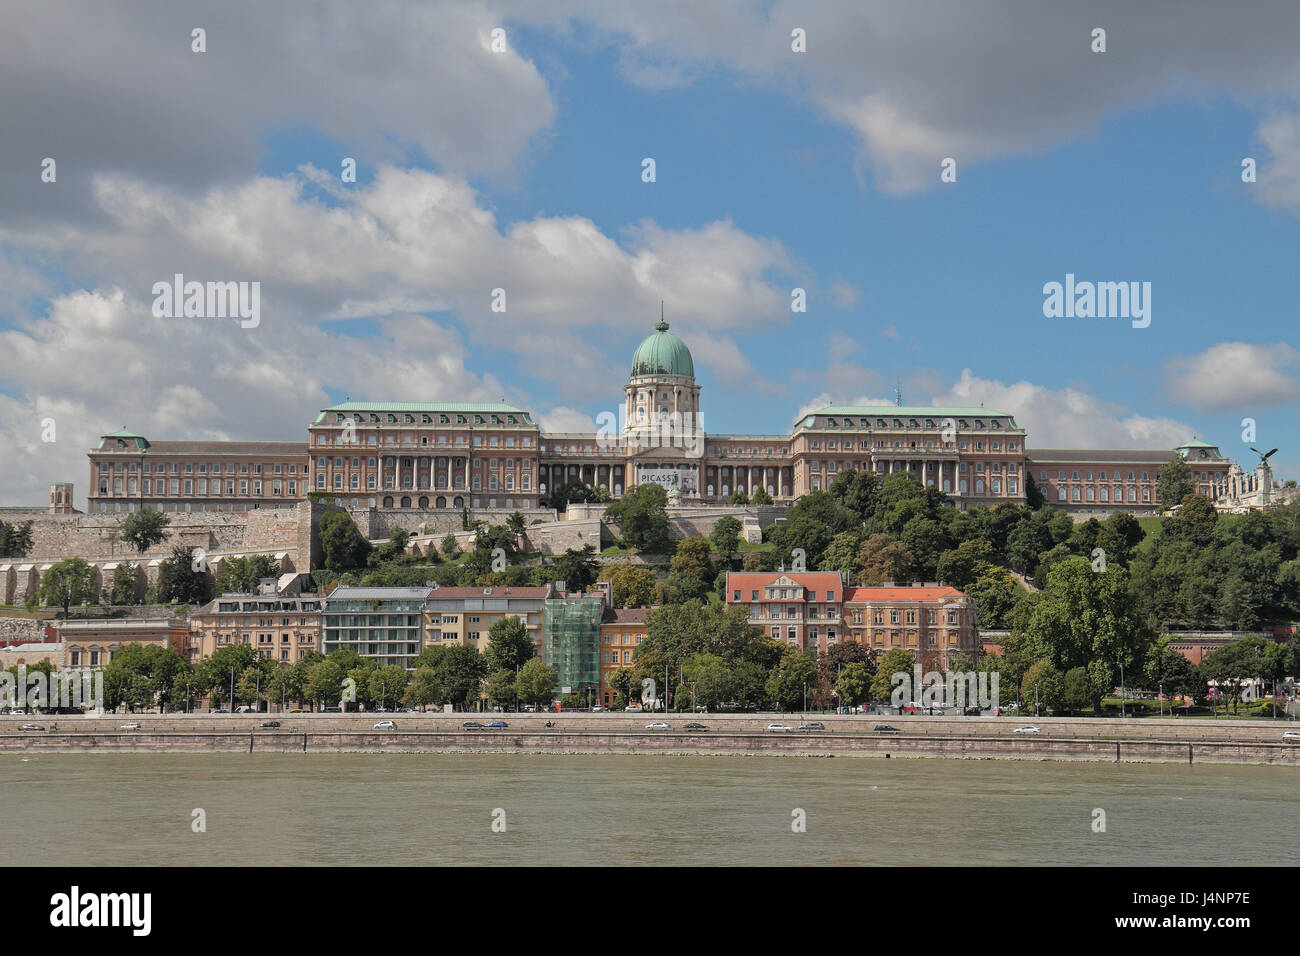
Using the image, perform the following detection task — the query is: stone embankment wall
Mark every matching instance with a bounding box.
[4,714,1297,765]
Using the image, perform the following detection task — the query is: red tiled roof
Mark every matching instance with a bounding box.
[604,606,652,624]
[844,585,965,602]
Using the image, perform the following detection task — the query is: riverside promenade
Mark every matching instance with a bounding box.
[3,713,1298,765]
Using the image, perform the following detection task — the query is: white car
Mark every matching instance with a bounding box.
[767,723,792,732]
[1013,725,1041,735]
[1283,730,1300,743]
[119,722,141,730]
[645,721,670,730]
[624,705,643,712]
[373,720,396,730]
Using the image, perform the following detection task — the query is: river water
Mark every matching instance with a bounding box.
[4,753,1295,865]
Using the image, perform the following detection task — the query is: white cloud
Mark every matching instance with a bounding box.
[1163,342,1300,410]
[535,407,599,433]
[0,290,511,508]
[523,0,1300,194]
[1253,114,1300,213]
[934,369,1193,449]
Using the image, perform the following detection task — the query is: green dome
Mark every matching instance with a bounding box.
[631,320,694,378]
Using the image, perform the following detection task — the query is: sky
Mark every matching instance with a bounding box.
[2,0,1299,508]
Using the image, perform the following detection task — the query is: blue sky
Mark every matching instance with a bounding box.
[1,1,1298,505]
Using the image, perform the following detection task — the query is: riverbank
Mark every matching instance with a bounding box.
[3,714,1298,765]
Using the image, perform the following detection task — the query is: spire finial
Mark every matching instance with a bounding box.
[656,301,668,332]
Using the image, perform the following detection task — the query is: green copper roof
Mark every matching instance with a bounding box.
[631,321,694,378]
[1177,439,1217,449]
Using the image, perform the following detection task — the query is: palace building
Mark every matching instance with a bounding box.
[85,318,1251,518]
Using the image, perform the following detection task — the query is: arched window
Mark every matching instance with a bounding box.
[453,496,464,508]
[418,496,429,508]
[436,496,446,508]
[382,496,394,508]
[400,496,412,508]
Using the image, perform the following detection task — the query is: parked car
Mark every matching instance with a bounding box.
[683,722,709,732]
[624,705,644,712]
[462,721,484,730]
[873,724,899,733]
[235,705,254,714]
[1013,725,1041,735]
[798,721,825,731]
[289,709,304,714]
[591,706,604,712]
[373,720,396,730]
[486,720,508,729]
[119,722,141,730]
[1283,730,1300,743]
[963,706,983,716]
[645,721,671,730]
[19,723,45,731]
[259,720,280,729]
[767,723,792,732]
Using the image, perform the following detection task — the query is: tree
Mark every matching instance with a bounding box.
[836,661,875,706]
[102,643,191,712]
[303,657,346,709]
[1062,666,1093,714]
[406,644,488,708]
[555,545,599,593]
[505,511,528,544]
[0,519,35,558]
[670,537,714,585]
[965,564,1024,629]
[604,483,671,553]
[1024,471,1046,510]
[817,531,864,574]
[709,515,742,561]
[318,511,373,572]
[857,534,911,585]
[682,653,734,710]
[403,667,442,710]
[156,545,214,605]
[751,486,773,505]
[1143,646,1205,705]
[115,508,170,554]
[372,528,411,564]
[603,565,657,609]
[1021,660,1065,715]
[484,616,536,672]
[108,563,140,605]
[1019,557,1157,710]
[870,648,916,702]
[484,669,518,709]
[194,643,259,709]
[1157,454,1196,510]
[516,657,558,706]
[39,558,97,618]
[214,554,281,594]
[936,540,994,591]
[729,488,750,505]
[368,665,409,710]
[765,650,818,711]
[441,534,460,559]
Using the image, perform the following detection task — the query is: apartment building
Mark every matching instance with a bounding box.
[189,593,323,665]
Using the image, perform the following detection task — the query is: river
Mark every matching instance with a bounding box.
[4,753,1295,865]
